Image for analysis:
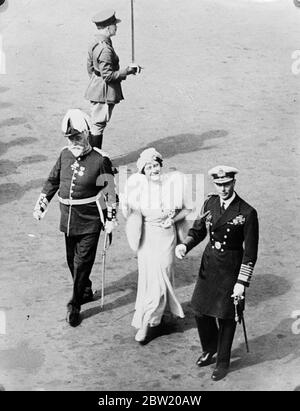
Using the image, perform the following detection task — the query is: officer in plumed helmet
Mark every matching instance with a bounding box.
[84,9,141,149]
[33,109,118,327]
[176,166,259,381]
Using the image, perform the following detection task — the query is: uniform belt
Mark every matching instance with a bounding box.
[93,69,101,77]
[58,194,105,225]
[58,195,98,206]
[210,241,242,251]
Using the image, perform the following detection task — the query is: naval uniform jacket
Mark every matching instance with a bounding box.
[184,193,259,319]
[41,147,116,236]
[84,34,127,104]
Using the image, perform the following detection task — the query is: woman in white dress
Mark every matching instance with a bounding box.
[122,148,195,342]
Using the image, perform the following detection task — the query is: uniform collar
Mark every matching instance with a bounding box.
[95,33,112,46]
[212,193,241,229]
[220,192,236,209]
[68,144,92,158]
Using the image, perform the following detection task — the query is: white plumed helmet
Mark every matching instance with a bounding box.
[61,109,91,137]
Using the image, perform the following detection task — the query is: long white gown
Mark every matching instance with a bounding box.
[123,171,193,330]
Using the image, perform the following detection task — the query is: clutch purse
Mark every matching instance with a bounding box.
[125,210,143,252]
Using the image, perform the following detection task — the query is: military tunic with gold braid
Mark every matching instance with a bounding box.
[41,147,117,236]
[184,193,259,320]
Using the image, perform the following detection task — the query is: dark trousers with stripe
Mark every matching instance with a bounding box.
[195,315,236,368]
[65,231,100,309]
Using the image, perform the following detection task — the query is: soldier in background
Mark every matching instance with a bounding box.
[33,109,117,327]
[84,9,141,149]
[176,166,259,381]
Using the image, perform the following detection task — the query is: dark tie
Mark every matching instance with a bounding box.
[221,202,226,214]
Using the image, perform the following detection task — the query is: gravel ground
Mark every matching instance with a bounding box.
[0,0,300,391]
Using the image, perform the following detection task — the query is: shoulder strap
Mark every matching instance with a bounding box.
[91,41,105,57]
[201,193,218,214]
[93,147,110,158]
[207,192,218,199]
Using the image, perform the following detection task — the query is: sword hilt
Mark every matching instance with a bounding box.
[233,296,250,352]
[233,295,243,323]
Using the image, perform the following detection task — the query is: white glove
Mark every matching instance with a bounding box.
[127,63,142,74]
[160,217,174,229]
[33,193,48,221]
[231,283,245,298]
[175,244,187,259]
[105,220,118,234]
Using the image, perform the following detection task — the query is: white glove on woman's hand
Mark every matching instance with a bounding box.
[175,244,187,259]
[160,217,174,229]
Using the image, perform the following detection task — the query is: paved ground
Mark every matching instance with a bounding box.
[0,0,300,391]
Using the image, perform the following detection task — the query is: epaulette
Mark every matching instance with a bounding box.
[93,42,105,59]
[201,192,218,213]
[93,147,110,159]
[91,42,99,53]
[61,146,69,152]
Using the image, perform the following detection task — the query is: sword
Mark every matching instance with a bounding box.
[233,296,250,353]
[130,0,135,63]
[241,313,249,353]
[101,231,110,309]
[129,0,143,72]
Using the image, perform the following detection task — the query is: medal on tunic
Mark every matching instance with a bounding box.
[215,241,221,250]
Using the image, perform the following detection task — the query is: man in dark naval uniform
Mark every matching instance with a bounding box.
[84,9,140,149]
[175,165,259,381]
[33,109,118,327]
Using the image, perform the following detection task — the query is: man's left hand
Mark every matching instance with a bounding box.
[160,217,174,229]
[128,63,142,74]
[231,283,245,298]
[105,220,117,234]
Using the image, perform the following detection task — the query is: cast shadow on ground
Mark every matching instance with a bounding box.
[0,129,225,204]
[0,137,48,203]
[112,130,227,167]
[143,272,292,344]
[0,137,37,156]
[0,155,48,177]
[0,179,45,205]
[0,102,13,109]
[0,117,28,129]
[81,256,199,321]
[81,253,291,336]
[134,272,293,345]
[230,317,300,376]
[246,273,291,307]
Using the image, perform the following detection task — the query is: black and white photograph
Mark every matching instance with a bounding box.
[0,0,299,393]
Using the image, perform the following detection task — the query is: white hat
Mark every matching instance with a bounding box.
[61,109,91,137]
[208,165,239,183]
[136,148,163,173]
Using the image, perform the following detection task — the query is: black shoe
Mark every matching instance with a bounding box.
[196,351,216,367]
[211,366,228,381]
[66,305,81,327]
[81,289,94,304]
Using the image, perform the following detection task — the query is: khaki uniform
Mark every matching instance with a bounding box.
[84,34,128,141]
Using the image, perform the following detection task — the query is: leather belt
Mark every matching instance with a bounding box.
[210,241,242,251]
[58,194,105,225]
[58,195,98,205]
